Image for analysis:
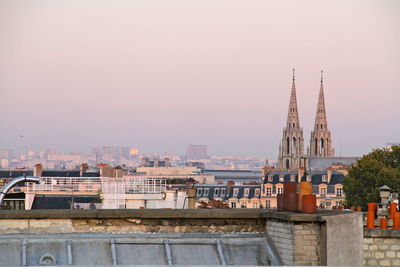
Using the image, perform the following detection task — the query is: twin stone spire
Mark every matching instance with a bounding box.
[277,69,334,170]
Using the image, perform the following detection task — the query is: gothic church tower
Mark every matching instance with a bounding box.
[277,69,305,169]
[309,71,335,157]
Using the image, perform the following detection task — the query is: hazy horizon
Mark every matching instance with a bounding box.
[1,0,399,158]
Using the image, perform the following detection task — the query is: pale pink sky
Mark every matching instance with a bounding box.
[0,0,399,158]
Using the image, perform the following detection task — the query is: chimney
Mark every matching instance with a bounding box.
[164,158,171,167]
[100,165,113,177]
[80,163,88,177]
[227,181,235,195]
[33,163,43,177]
[140,157,148,167]
[297,167,305,183]
[327,167,333,184]
[113,167,123,178]
[262,166,273,183]
[188,187,196,209]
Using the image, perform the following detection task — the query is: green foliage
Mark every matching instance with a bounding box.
[166,178,196,184]
[344,146,400,210]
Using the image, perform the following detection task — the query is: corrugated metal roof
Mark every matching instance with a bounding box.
[0,233,280,266]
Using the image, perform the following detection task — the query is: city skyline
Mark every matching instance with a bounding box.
[1,1,399,158]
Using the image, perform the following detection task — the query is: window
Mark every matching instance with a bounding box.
[277,187,283,195]
[290,175,295,182]
[221,188,226,196]
[320,187,327,195]
[279,175,284,182]
[203,188,209,196]
[241,202,247,208]
[214,188,220,196]
[197,189,203,197]
[254,188,260,197]
[252,202,258,208]
[266,187,272,196]
[307,175,312,182]
[233,188,239,196]
[268,175,273,182]
[244,188,250,197]
[266,200,271,209]
[322,175,327,182]
[231,202,236,208]
[336,187,343,197]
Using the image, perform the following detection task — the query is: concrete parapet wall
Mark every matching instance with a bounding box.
[0,209,363,266]
[364,229,400,266]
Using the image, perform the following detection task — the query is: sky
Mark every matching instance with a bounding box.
[0,0,399,158]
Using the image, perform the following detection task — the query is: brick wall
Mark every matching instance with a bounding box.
[364,229,400,266]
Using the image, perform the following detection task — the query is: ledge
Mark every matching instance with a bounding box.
[364,228,400,238]
[0,209,354,221]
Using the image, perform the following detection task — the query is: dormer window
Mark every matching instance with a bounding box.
[307,175,312,182]
[244,188,250,197]
[233,188,239,196]
[197,189,203,197]
[322,175,327,183]
[268,175,273,182]
[254,188,260,197]
[203,188,209,196]
[214,188,220,196]
[290,175,295,182]
[279,175,284,182]
[221,188,226,196]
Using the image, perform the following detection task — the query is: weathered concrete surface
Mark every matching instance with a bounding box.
[0,208,350,220]
[0,209,363,266]
[321,212,363,266]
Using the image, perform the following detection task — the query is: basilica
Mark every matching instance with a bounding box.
[277,70,336,170]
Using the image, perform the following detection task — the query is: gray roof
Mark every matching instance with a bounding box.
[0,232,279,266]
[195,185,261,200]
[308,157,360,170]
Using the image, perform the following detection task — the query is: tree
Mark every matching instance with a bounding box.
[344,146,400,210]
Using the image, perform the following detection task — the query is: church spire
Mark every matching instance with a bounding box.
[277,69,305,170]
[313,70,327,131]
[286,68,300,129]
[309,70,334,157]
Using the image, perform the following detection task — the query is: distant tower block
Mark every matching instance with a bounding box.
[187,145,208,161]
[277,69,306,170]
[309,71,335,157]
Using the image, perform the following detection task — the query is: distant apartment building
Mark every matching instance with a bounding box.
[133,166,214,184]
[140,157,171,167]
[0,149,14,161]
[195,184,261,209]
[187,145,208,161]
[102,177,186,209]
[260,169,345,209]
[92,146,131,162]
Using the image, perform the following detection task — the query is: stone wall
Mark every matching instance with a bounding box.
[293,222,321,265]
[364,229,400,266]
[0,209,363,266]
[265,220,320,265]
[266,220,295,264]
